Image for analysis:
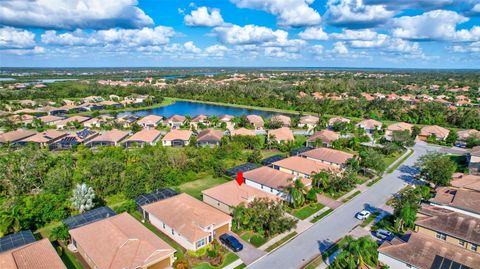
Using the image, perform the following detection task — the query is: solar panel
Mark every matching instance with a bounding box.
[430,255,472,269]
[0,230,36,252]
[290,147,313,156]
[77,129,95,139]
[226,163,259,177]
[261,155,286,166]
[63,206,116,229]
[135,188,178,207]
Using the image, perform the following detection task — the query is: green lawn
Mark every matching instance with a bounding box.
[233,264,247,269]
[60,248,84,269]
[265,232,297,252]
[382,150,406,171]
[360,212,380,228]
[174,175,229,200]
[341,190,361,203]
[386,149,413,173]
[310,209,334,223]
[261,149,284,159]
[240,231,267,247]
[291,203,325,220]
[192,253,240,269]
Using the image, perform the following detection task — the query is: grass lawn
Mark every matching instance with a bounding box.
[234,264,247,269]
[360,212,380,228]
[60,248,84,269]
[265,231,298,252]
[310,208,334,223]
[192,253,240,269]
[36,221,62,239]
[261,149,284,159]
[341,190,361,203]
[382,150,406,171]
[70,97,176,116]
[291,203,325,220]
[386,149,413,173]
[240,231,267,247]
[174,175,229,200]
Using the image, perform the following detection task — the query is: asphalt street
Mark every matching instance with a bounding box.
[248,141,445,269]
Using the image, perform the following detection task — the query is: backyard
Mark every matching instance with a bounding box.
[174,175,229,200]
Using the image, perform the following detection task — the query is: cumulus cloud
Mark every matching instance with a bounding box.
[392,10,480,42]
[0,0,153,30]
[451,41,480,53]
[2,46,45,55]
[213,24,305,47]
[310,44,324,55]
[231,0,321,27]
[0,27,36,49]
[41,26,175,47]
[325,0,395,28]
[331,42,349,54]
[184,7,224,27]
[363,0,454,10]
[204,45,229,57]
[298,27,329,40]
[330,29,378,40]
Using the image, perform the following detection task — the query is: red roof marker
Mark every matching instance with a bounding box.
[236,172,244,186]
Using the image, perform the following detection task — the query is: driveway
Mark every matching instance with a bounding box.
[248,142,444,269]
[230,233,266,265]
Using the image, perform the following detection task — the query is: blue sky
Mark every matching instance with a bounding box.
[0,0,479,68]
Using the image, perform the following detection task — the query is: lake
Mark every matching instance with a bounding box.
[119,101,282,118]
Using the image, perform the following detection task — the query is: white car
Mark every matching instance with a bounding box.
[356,210,371,220]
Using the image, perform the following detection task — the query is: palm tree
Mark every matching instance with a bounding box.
[332,236,379,269]
[287,179,306,208]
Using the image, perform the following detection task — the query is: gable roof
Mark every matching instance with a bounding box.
[300,148,354,165]
[243,166,295,191]
[125,129,162,143]
[430,187,480,215]
[202,181,279,208]
[21,130,66,143]
[451,173,480,192]
[272,156,340,176]
[0,129,36,143]
[38,115,64,123]
[88,129,129,143]
[162,129,192,141]
[197,129,224,142]
[142,193,232,243]
[69,213,175,269]
[0,238,66,269]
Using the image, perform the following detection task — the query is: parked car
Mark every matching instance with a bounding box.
[355,210,371,220]
[219,234,243,252]
[375,229,393,240]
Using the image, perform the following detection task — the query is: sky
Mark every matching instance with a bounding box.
[0,0,480,68]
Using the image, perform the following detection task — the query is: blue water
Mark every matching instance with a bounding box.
[119,101,281,118]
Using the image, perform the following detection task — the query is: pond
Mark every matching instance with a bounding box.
[118,100,284,118]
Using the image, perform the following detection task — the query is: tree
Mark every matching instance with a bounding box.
[391,130,415,147]
[247,149,262,163]
[0,205,21,236]
[50,223,70,242]
[287,179,306,208]
[360,148,386,174]
[332,236,379,269]
[415,153,456,186]
[390,186,430,232]
[71,183,95,213]
[445,129,458,146]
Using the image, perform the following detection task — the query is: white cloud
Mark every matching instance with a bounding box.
[331,42,349,54]
[452,41,480,53]
[392,10,479,41]
[231,0,321,27]
[184,7,224,27]
[0,27,36,49]
[363,0,454,10]
[330,29,378,40]
[326,0,394,28]
[183,41,201,53]
[213,24,304,47]
[310,44,324,55]
[264,47,301,59]
[0,0,153,30]
[298,27,328,40]
[2,46,45,55]
[41,26,175,47]
[204,45,229,57]
[350,34,422,54]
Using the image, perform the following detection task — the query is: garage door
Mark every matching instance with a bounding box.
[214,224,230,238]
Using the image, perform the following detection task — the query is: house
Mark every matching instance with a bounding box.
[124,129,162,147]
[164,115,186,128]
[327,117,350,128]
[378,232,480,269]
[457,129,480,142]
[429,187,480,217]
[230,127,256,137]
[190,114,209,128]
[356,119,382,133]
[271,156,340,179]
[69,213,176,269]
[219,114,234,123]
[0,129,36,144]
[137,115,163,129]
[18,129,67,147]
[49,129,98,150]
[270,115,291,127]
[299,148,354,168]
[162,129,192,147]
[37,115,65,126]
[268,127,294,143]
[55,116,90,129]
[242,166,305,200]
[197,129,224,147]
[0,231,66,269]
[141,193,232,251]
[82,115,113,128]
[202,181,279,214]
[451,173,480,192]
[306,130,340,147]
[298,115,319,129]
[418,125,450,141]
[85,129,129,147]
[385,122,414,140]
[468,146,480,175]
[246,115,264,130]
[8,114,34,125]
[114,115,138,128]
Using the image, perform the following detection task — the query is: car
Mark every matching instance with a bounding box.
[375,229,393,240]
[355,210,371,220]
[219,233,243,252]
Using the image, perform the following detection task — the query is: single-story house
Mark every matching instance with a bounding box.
[357,119,382,133]
[418,125,450,141]
[124,129,162,147]
[246,115,264,130]
[298,115,319,129]
[306,130,340,147]
[141,193,232,251]
[69,212,176,269]
[49,129,98,150]
[82,115,113,128]
[268,127,294,143]
[429,187,480,218]
[55,116,91,129]
[0,129,36,144]
[271,156,340,179]
[197,129,224,147]
[230,127,256,137]
[8,114,34,125]
[190,114,210,128]
[0,231,66,269]
[202,181,279,214]
[137,115,163,129]
[114,115,138,128]
[469,147,480,175]
[242,166,303,200]
[451,173,480,192]
[219,114,234,123]
[162,130,192,147]
[300,148,354,168]
[37,115,65,126]
[385,122,414,140]
[458,129,480,142]
[327,117,350,128]
[270,115,291,127]
[18,129,67,147]
[85,129,129,147]
[164,115,186,128]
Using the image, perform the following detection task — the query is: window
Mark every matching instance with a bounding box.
[171,228,174,235]
[196,238,206,248]
[472,244,478,251]
[459,240,465,247]
[163,223,165,229]
[436,232,446,240]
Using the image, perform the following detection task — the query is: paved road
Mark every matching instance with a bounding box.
[248,142,443,269]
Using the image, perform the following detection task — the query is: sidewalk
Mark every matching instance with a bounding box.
[259,214,313,251]
[223,259,243,269]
